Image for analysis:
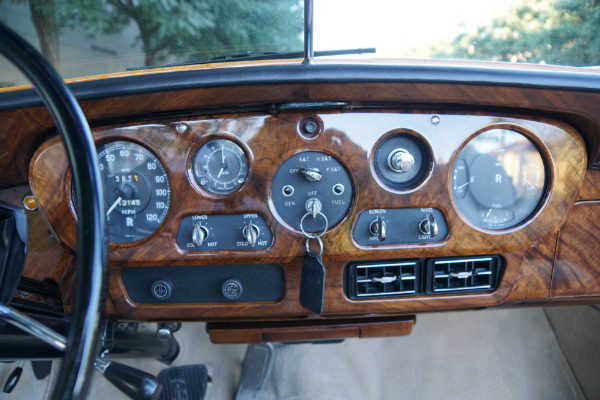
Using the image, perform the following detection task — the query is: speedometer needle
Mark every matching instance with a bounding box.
[106,197,122,217]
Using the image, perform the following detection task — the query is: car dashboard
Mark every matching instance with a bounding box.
[2,62,600,339]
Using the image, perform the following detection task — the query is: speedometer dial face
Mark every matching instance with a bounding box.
[192,139,249,195]
[80,141,171,243]
[451,129,546,230]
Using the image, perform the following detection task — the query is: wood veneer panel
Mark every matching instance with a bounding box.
[30,112,585,260]
[22,211,70,285]
[20,211,120,316]
[576,170,600,201]
[27,110,585,319]
[552,202,600,297]
[504,232,558,302]
[207,315,415,344]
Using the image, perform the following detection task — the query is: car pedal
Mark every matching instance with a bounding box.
[31,360,52,380]
[235,343,274,400]
[157,364,209,400]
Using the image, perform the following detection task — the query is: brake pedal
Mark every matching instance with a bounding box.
[235,343,274,400]
[31,360,52,380]
[158,364,209,400]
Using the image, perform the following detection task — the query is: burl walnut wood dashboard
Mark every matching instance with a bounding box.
[27,109,586,320]
[2,68,600,322]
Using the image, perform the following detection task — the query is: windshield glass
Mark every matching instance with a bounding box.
[1,0,598,87]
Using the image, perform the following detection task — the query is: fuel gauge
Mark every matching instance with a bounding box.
[451,128,546,230]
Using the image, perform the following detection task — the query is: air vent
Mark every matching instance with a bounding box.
[349,261,420,298]
[426,256,501,293]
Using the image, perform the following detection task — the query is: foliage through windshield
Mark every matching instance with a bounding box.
[438,0,600,66]
[0,0,599,88]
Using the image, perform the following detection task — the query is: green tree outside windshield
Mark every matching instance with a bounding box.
[437,0,600,66]
[12,0,303,67]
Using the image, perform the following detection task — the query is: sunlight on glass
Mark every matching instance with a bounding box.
[0,0,598,87]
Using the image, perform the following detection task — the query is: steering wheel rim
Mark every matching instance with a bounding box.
[0,22,107,400]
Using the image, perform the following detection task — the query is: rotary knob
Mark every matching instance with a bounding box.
[242,223,260,247]
[369,216,386,242]
[192,223,209,247]
[299,167,323,182]
[388,148,415,173]
[419,214,438,238]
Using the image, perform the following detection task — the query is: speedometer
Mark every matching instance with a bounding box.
[74,141,171,243]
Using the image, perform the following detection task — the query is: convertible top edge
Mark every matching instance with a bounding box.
[1,63,600,112]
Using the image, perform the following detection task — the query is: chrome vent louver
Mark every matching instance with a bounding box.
[426,256,501,293]
[351,261,420,298]
[347,256,502,299]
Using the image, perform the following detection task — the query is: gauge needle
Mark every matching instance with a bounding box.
[106,197,122,217]
[217,167,224,178]
[456,182,469,190]
[221,147,225,163]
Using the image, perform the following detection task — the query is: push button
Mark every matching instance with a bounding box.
[151,279,173,300]
[222,279,243,300]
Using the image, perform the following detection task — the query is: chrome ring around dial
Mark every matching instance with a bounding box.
[72,141,171,243]
[192,139,249,195]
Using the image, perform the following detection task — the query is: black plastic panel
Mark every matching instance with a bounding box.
[121,264,285,304]
[353,208,448,245]
[176,213,272,251]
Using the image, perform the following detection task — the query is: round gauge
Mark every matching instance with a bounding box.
[192,139,249,195]
[73,141,171,243]
[451,128,546,230]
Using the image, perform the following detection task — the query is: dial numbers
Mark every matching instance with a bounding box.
[451,129,546,230]
[192,139,249,195]
[73,141,171,243]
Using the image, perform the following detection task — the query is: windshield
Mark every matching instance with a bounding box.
[1,0,598,87]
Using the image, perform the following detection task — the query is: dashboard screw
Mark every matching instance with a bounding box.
[431,115,440,125]
[175,123,187,134]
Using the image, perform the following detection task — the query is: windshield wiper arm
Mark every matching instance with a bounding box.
[128,48,376,71]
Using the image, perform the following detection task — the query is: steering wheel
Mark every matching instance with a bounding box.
[0,22,107,400]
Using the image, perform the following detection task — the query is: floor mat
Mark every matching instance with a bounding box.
[260,308,585,400]
[0,308,587,400]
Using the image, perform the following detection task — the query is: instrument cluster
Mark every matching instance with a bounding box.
[70,116,548,247]
[30,110,582,265]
